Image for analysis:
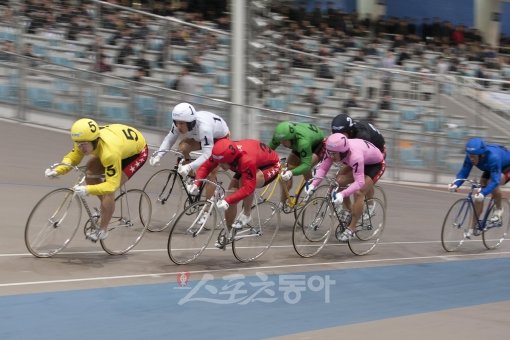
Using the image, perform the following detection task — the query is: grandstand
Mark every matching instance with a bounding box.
[1,0,510,184]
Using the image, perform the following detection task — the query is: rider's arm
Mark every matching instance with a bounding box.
[290,141,313,176]
[224,160,257,205]
[339,155,366,198]
[311,156,332,187]
[194,157,218,185]
[54,146,85,175]
[268,136,280,150]
[189,126,214,170]
[453,155,474,187]
[86,153,122,196]
[157,125,179,155]
[481,156,502,196]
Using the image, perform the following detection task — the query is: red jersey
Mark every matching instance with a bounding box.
[195,139,280,204]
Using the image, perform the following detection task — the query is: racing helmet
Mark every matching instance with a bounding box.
[465,137,487,155]
[325,133,350,159]
[211,139,240,163]
[172,102,197,130]
[331,113,355,135]
[273,121,297,143]
[70,118,100,142]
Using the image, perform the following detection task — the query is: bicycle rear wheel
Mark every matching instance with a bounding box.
[232,201,280,262]
[292,197,333,258]
[167,200,216,264]
[143,169,184,232]
[483,198,510,250]
[441,198,472,252]
[348,198,385,256]
[100,189,151,255]
[25,188,82,258]
[374,185,387,209]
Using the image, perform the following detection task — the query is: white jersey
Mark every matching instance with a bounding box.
[157,110,230,170]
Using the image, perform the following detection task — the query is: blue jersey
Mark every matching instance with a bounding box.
[454,144,510,196]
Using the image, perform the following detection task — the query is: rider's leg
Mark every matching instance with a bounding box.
[347,177,374,233]
[85,157,130,233]
[224,177,240,229]
[336,168,354,211]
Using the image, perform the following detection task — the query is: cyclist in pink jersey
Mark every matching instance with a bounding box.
[306,133,385,241]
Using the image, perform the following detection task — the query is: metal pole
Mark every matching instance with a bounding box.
[231,0,246,139]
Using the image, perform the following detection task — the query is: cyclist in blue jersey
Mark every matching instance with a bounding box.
[448,137,510,235]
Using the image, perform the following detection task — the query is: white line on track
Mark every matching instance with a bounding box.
[1,251,510,288]
[1,238,502,258]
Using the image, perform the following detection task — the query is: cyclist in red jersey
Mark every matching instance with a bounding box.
[190,139,280,232]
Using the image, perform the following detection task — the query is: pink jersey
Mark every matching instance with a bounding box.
[312,138,383,198]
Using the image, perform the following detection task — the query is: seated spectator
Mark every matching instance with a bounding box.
[116,39,134,65]
[189,55,205,73]
[174,64,197,102]
[0,41,15,61]
[132,68,144,82]
[135,53,151,77]
[343,93,359,113]
[95,53,112,73]
[378,95,393,110]
[303,87,321,115]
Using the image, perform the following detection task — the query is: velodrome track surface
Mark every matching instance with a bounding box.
[1,119,509,339]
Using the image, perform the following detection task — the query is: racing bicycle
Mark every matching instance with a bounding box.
[441,178,510,252]
[25,163,151,257]
[142,149,231,232]
[292,176,386,257]
[167,178,281,264]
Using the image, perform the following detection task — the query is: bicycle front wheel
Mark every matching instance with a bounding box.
[292,184,330,220]
[348,198,386,256]
[25,188,82,258]
[483,198,510,250]
[100,189,151,255]
[232,201,281,262]
[292,197,333,258]
[441,198,472,252]
[167,200,216,265]
[143,169,184,232]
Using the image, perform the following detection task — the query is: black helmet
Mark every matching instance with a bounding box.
[331,113,355,135]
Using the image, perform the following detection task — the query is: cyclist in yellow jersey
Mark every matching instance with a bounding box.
[45,118,148,241]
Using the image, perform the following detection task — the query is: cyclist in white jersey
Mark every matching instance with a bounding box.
[150,102,230,196]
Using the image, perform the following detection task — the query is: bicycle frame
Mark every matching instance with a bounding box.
[258,173,306,209]
[198,178,267,244]
[150,149,206,203]
[452,179,497,233]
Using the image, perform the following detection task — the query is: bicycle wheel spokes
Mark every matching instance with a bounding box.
[143,169,184,232]
[292,197,333,258]
[348,198,385,256]
[483,199,510,250]
[374,185,387,209]
[25,188,82,258]
[100,189,151,255]
[441,198,472,252]
[167,200,216,265]
[232,201,281,262]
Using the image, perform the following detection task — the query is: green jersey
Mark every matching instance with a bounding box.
[269,122,325,176]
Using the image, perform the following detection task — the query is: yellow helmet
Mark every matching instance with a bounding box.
[70,118,100,142]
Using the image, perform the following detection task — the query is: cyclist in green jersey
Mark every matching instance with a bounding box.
[269,121,326,205]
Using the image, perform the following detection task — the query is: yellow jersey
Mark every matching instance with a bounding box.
[56,124,146,195]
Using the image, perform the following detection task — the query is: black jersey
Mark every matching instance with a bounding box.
[352,121,385,153]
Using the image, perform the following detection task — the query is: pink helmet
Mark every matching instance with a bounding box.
[326,133,350,158]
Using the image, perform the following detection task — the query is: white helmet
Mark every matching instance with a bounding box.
[172,102,196,123]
